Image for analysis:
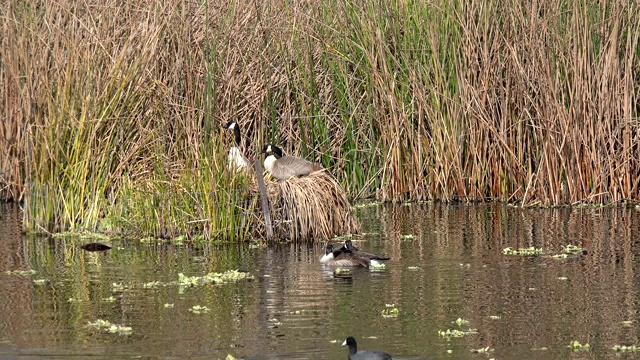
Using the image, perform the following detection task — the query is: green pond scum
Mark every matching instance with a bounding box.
[381,305,399,318]
[470,346,493,354]
[177,270,254,287]
[502,244,587,258]
[87,319,132,335]
[568,341,590,352]
[189,305,211,314]
[612,345,639,352]
[5,269,37,276]
[502,246,544,256]
[438,328,478,338]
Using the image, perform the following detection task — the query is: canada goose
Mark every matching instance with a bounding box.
[223,121,249,170]
[262,144,322,180]
[320,243,370,267]
[320,241,347,263]
[342,336,393,360]
[344,240,390,267]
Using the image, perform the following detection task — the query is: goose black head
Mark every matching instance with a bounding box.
[262,144,284,159]
[223,121,241,145]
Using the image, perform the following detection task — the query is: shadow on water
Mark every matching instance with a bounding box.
[1,202,640,359]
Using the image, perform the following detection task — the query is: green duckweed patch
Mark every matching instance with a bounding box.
[332,234,355,240]
[502,246,543,256]
[177,270,253,287]
[87,319,132,335]
[381,304,399,318]
[5,269,36,276]
[568,340,590,351]
[111,283,125,292]
[612,345,639,352]
[352,202,383,209]
[470,347,493,354]
[503,244,587,258]
[561,244,584,254]
[189,305,210,314]
[143,281,163,289]
[438,328,478,338]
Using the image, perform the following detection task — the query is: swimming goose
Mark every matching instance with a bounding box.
[342,336,393,360]
[320,241,347,263]
[320,243,370,268]
[223,121,250,170]
[344,240,390,267]
[262,144,322,180]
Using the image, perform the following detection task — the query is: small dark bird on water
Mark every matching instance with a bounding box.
[342,336,393,360]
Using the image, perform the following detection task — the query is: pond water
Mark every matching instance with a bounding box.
[1,202,639,359]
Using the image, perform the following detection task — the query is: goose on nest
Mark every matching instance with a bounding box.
[262,144,322,180]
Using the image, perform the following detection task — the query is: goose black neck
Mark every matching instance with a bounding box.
[233,126,241,146]
[271,145,283,159]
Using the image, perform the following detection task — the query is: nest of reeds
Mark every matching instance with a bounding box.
[252,171,360,242]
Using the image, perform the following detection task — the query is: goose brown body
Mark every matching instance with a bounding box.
[320,243,371,268]
[262,144,322,180]
[344,240,390,266]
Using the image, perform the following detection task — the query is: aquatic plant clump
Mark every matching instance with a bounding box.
[502,245,587,258]
[438,328,479,338]
[189,305,211,314]
[87,319,132,335]
[177,270,254,287]
[381,305,399,318]
[612,345,639,353]
[502,247,544,256]
[568,341,590,352]
[5,269,37,276]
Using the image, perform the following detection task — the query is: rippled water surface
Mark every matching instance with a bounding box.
[1,202,640,359]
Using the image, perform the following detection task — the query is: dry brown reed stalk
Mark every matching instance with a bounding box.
[253,171,360,242]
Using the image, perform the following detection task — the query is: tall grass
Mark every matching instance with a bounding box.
[1,0,638,236]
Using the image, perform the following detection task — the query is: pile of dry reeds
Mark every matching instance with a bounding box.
[253,171,359,242]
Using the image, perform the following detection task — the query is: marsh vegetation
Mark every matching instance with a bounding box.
[1,1,638,238]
